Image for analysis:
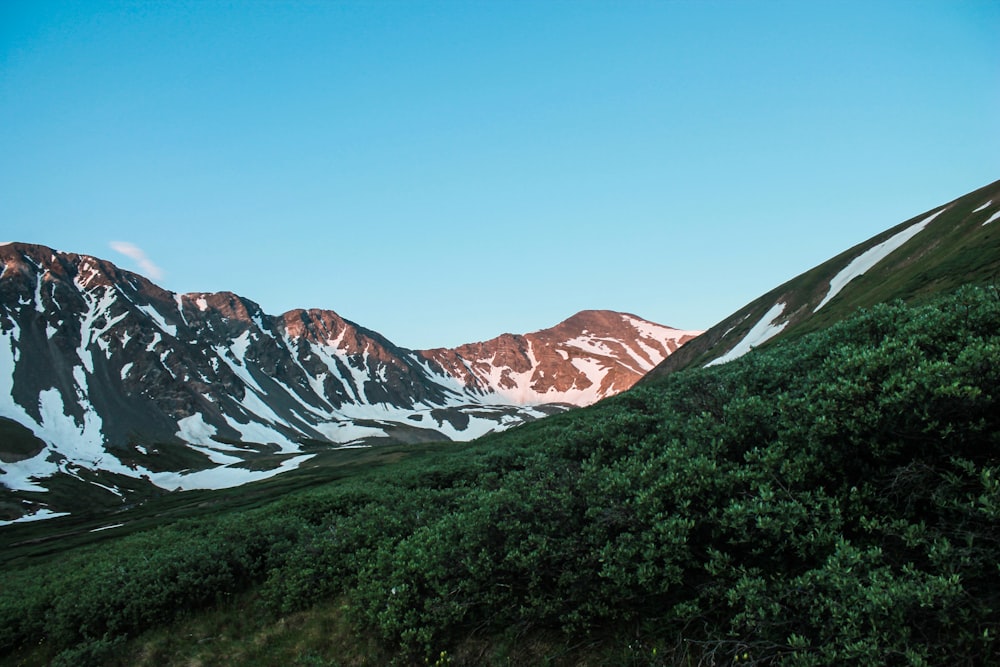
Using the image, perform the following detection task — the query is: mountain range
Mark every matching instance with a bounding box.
[3,177,999,523]
[0,248,698,522]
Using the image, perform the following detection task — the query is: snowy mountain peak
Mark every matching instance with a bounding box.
[417,310,701,406]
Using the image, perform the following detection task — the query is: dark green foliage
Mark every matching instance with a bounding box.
[50,635,125,667]
[2,285,1000,665]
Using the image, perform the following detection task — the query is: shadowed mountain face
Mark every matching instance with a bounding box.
[0,243,699,520]
[645,179,1000,378]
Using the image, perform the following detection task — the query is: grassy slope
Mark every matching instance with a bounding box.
[647,178,1000,375]
[2,284,999,666]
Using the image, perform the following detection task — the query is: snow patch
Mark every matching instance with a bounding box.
[214,333,267,395]
[34,272,46,313]
[814,208,945,312]
[186,444,244,466]
[622,315,701,343]
[222,414,300,453]
[75,286,127,373]
[142,454,315,491]
[983,210,1000,227]
[252,312,274,338]
[707,302,789,366]
[0,508,70,526]
[137,304,177,337]
[0,382,110,493]
[236,387,295,433]
[89,479,124,498]
[159,350,176,379]
[308,341,366,404]
[174,294,190,327]
[271,375,333,419]
[90,523,125,532]
[231,330,252,360]
[973,200,993,213]
[565,335,615,357]
[312,420,388,444]
[40,381,105,463]
[176,413,218,446]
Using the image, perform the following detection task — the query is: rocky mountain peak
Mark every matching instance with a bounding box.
[417,310,701,406]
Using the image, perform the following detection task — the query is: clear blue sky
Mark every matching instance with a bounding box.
[2,1,997,349]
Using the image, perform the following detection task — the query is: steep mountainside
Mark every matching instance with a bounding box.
[646,178,1000,377]
[0,243,698,521]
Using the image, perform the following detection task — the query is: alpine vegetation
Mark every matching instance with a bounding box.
[1,284,997,665]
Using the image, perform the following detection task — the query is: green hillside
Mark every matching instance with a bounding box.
[648,179,1000,376]
[2,284,998,666]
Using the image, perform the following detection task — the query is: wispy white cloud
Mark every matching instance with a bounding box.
[109,241,165,280]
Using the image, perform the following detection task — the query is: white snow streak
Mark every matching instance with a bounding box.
[137,304,177,337]
[214,333,267,395]
[174,294,190,327]
[983,210,1000,226]
[707,302,789,367]
[814,208,945,313]
[271,375,331,419]
[230,330,252,360]
[973,200,993,213]
[252,313,274,338]
[236,387,295,434]
[34,272,46,313]
[141,454,315,491]
[624,316,701,344]
[74,286,127,373]
[0,508,70,526]
[90,523,125,532]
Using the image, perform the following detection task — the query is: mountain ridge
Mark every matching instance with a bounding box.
[644,178,1000,377]
[0,242,699,521]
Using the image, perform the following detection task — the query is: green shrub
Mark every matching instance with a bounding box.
[3,285,999,664]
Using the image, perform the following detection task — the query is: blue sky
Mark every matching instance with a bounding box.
[2,1,997,349]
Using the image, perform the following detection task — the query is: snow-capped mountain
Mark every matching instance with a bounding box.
[646,178,1000,377]
[0,243,699,521]
[419,310,696,406]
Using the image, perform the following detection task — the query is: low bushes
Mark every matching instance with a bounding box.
[2,285,998,665]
